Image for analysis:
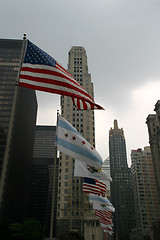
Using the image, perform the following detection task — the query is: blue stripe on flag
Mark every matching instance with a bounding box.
[58,119,81,135]
[89,196,111,205]
[57,137,102,165]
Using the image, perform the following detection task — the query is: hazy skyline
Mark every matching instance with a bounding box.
[1,0,160,165]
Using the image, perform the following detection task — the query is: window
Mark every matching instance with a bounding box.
[65,182,68,187]
[64,196,68,201]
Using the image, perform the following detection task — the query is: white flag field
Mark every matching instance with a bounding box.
[92,202,115,213]
[56,115,102,168]
[74,160,112,181]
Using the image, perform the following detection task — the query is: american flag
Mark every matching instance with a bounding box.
[101,225,113,231]
[83,177,106,196]
[98,217,113,226]
[94,210,112,221]
[19,40,104,110]
[101,224,113,235]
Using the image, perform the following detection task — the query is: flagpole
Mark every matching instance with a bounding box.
[70,160,73,231]
[92,208,93,239]
[50,110,59,240]
[80,192,82,234]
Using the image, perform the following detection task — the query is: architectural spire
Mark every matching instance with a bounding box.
[114,119,118,129]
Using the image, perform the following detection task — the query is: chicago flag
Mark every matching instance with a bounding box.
[56,115,102,168]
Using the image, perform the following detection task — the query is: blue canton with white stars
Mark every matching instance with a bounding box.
[24,40,56,67]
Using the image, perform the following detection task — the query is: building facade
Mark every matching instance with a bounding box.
[146,100,160,205]
[102,157,111,198]
[131,147,160,239]
[28,126,58,238]
[109,119,135,240]
[0,38,37,238]
[56,46,103,239]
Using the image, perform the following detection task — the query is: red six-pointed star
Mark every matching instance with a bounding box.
[82,140,86,145]
[72,136,76,141]
[64,133,68,138]
[90,147,94,150]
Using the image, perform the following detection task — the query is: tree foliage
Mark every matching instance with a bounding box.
[9,223,22,239]
[9,218,42,240]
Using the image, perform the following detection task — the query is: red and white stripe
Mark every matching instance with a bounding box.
[99,217,113,226]
[83,180,106,196]
[100,224,113,235]
[94,210,112,219]
[19,43,104,110]
[72,97,103,110]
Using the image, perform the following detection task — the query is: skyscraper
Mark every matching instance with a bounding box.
[109,120,135,240]
[146,100,160,239]
[131,147,160,239]
[56,46,103,239]
[0,38,37,238]
[102,157,111,198]
[146,100,160,205]
[28,126,58,238]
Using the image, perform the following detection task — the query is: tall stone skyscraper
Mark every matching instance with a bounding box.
[146,100,160,239]
[102,158,111,197]
[146,100,160,205]
[0,38,37,239]
[56,46,102,239]
[109,120,135,240]
[131,147,160,239]
[28,126,58,238]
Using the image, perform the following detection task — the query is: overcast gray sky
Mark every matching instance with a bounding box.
[1,0,160,165]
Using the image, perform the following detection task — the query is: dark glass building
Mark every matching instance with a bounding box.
[0,38,37,238]
[28,125,58,238]
[109,120,135,240]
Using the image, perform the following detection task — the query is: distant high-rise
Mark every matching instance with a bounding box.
[28,126,58,238]
[0,38,37,238]
[109,120,135,240]
[57,46,103,240]
[131,147,160,239]
[102,157,111,198]
[146,100,160,205]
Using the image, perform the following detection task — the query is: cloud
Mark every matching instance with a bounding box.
[36,92,60,125]
[1,0,160,168]
[95,80,160,165]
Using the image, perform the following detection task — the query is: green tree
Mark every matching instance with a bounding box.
[21,218,42,240]
[9,218,42,240]
[9,223,22,239]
